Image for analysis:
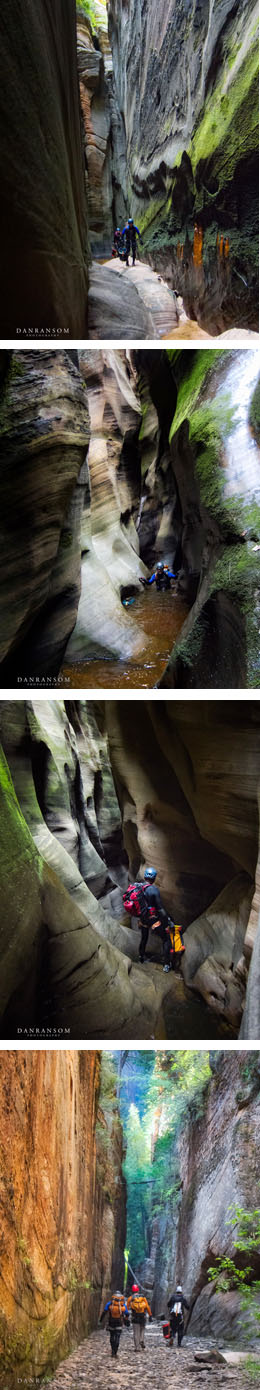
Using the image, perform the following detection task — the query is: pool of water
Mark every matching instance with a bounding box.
[62,589,188,689]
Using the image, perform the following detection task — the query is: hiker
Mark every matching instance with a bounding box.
[100,1290,129,1358]
[114,227,123,255]
[167,1285,190,1348]
[122,217,143,266]
[140,561,176,591]
[123,867,170,966]
[127,1284,152,1351]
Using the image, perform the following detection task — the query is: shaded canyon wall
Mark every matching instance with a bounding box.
[0,700,259,1038]
[0,0,89,337]
[1,347,259,689]
[147,1054,260,1341]
[108,0,259,330]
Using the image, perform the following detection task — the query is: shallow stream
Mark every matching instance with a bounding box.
[62,589,188,689]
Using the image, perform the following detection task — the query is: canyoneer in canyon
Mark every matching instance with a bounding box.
[127,1285,152,1351]
[140,560,177,592]
[100,1290,129,1358]
[123,866,185,970]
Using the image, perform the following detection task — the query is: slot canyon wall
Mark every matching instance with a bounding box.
[0,1051,125,1385]
[0,1,89,338]
[1,348,259,690]
[77,4,127,257]
[142,1053,260,1341]
[108,0,259,330]
[0,700,259,1038]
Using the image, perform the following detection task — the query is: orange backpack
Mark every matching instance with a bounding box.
[110,1295,125,1320]
[169,925,185,954]
[131,1295,147,1315]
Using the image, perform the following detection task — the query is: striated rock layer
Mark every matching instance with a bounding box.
[150,1054,260,1340]
[0,699,259,1038]
[108,0,259,331]
[0,0,89,338]
[0,1051,125,1384]
[0,352,90,682]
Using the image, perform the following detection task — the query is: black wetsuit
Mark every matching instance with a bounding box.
[139,883,169,963]
[122,223,142,265]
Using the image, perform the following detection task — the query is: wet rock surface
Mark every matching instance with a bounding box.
[108,0,258,332]
[40,1326,250,1390]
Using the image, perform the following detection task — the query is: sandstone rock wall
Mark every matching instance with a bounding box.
[0,0,89,337]
[0,1050,125,1384]
[108,0,258,331]
[0,352,90,683]
[147,1054,260,1342]
[77,8,128,255]
[65,349,148,662]
[105,700,260,1028]
[0,734,179,1040]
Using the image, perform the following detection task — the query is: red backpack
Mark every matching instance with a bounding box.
[123,883,148,919]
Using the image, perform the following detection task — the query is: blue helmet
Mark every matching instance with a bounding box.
[144,867,157,881]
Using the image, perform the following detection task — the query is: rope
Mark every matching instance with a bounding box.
[127,1257,152,1295]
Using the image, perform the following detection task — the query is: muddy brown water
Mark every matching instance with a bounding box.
[62,590,188,689]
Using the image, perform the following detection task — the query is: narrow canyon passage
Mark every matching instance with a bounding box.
[1,348,259,692]
[0,699,259,1040]
[42,1326,250,1390]
[0,1052,259,1390]
[0,0,258,336]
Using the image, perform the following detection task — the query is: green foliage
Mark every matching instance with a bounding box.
[245,1355,260,1380]
[122,1052,211,1271]
[77,0,107,31]
[208,1201,260,1340]
[249,378,260,442]
[169,351,224,441]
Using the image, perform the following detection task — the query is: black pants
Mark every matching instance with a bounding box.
[125,235,137,265]
[170,1313,184,1346]
[110,1326,122,1356]
[139,918,170,964]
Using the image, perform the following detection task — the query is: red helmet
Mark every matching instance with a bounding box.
[132,1284,139,1292]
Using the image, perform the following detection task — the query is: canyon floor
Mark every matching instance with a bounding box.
[44,1326,255,1390]
[88,258,259,341]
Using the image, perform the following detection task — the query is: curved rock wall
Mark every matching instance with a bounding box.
[0,352,90,683]
[77,8,127,255]
[108,0,259,330]
[105,700,260,1028]
[0,349,258,687]
[0,0,89,337]
[150,1054,260,1340]
[0,1050,125,1383]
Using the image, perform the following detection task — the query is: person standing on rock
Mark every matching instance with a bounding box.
[140,560,177,591]
[122,217,143,266]
[99,1290,129,1358]
[167,1285,190,1348]
[127,1284,152,1351]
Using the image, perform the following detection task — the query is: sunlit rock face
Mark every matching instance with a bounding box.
[0,352,90,683]
[151,1054,260,1338]
[108,0,259,330]
[0,0,88,337]
[0,1051,125,1381]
